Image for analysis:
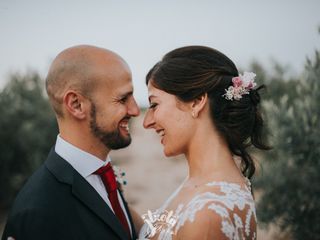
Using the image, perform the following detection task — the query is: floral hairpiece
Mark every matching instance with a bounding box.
[223,72,257,101]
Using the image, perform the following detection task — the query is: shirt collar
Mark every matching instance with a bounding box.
[55,135,110,178]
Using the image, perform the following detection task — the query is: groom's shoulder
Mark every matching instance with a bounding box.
[10,153,72,212]
[19,162,58,195]
[3,159,74,240]
[12,166,57,206]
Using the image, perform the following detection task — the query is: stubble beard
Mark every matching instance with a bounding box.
[89,102,132,150]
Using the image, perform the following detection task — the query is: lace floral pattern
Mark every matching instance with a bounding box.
[139,180,256,240]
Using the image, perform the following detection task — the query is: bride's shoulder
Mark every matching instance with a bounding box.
[172,180,256,239]
[176,205,230,239]
[194,179,253,201]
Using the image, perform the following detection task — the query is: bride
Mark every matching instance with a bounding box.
[138,46,270,240]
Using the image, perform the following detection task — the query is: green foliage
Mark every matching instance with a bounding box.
[254,52,320,239]
[0,72,58,209]
[250,61,301,104]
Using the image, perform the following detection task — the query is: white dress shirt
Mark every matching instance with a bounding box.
[55,135,132,235]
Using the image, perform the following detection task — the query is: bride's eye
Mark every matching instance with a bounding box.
[149,102,158,109]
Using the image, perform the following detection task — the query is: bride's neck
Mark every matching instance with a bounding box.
[185,126,238,180]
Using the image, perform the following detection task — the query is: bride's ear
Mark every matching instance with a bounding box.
[190,93,208,118]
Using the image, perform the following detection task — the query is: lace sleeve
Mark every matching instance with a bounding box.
[138,182,256,240]
[176,203,230,240]
[172,183,257,240]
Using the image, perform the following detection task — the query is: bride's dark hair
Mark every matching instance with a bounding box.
[146,46,270,179]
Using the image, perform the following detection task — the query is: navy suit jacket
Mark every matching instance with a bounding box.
[2,149,137,240]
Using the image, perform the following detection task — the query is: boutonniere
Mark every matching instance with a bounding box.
[112,165,127,191]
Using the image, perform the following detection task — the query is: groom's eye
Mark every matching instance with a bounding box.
[119,98,126,103]
[118,92,133,104]
[118,96,128,104]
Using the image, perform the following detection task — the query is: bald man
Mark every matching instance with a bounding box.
[2,45,141,240]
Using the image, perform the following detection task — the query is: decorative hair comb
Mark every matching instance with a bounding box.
[223,72,257,101]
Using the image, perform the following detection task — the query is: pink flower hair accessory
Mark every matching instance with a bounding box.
[223,72,257,101]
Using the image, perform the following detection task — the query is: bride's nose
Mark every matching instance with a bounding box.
[143,110,155,129]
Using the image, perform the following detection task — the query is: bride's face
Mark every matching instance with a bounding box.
[143,82,194,156]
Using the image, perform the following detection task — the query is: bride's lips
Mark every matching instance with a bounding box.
[156,129,165,144]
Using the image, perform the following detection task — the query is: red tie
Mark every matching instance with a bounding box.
[95,163,131,239]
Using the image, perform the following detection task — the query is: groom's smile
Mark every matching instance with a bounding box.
[119,118,130,135]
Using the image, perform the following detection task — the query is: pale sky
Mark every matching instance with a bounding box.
[1,0,319,106]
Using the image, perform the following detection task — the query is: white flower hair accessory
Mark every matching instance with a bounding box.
[223,72,257,101]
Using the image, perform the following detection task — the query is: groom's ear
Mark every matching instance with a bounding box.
[63,90,88,120]
[190,93,208,118]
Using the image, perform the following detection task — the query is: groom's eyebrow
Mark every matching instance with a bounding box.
[120,91,133,98]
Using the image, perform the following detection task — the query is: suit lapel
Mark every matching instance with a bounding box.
[119,190,137,239]
[45,149,128,240]
[72,173,129,240]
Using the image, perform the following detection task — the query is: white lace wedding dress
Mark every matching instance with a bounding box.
[138,178,256,240]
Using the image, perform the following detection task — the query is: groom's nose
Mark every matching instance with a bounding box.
[128,96,140,117]
[143,110,155,129]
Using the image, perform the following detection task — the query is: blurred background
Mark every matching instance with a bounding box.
[0,0,319,239]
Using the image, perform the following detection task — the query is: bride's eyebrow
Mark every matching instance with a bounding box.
[148,95,157,103]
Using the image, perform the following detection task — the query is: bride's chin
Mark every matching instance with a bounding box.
[163,151,172,157]
[163,147,180,157]
[163,148,171,157]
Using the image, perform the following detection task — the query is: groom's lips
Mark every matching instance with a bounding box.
[119,118,130,134]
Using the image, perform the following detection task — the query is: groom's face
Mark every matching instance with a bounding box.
[89,99,133,150]
[88,58,140,150]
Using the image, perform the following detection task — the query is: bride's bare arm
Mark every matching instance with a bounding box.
[128,206,144,233]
